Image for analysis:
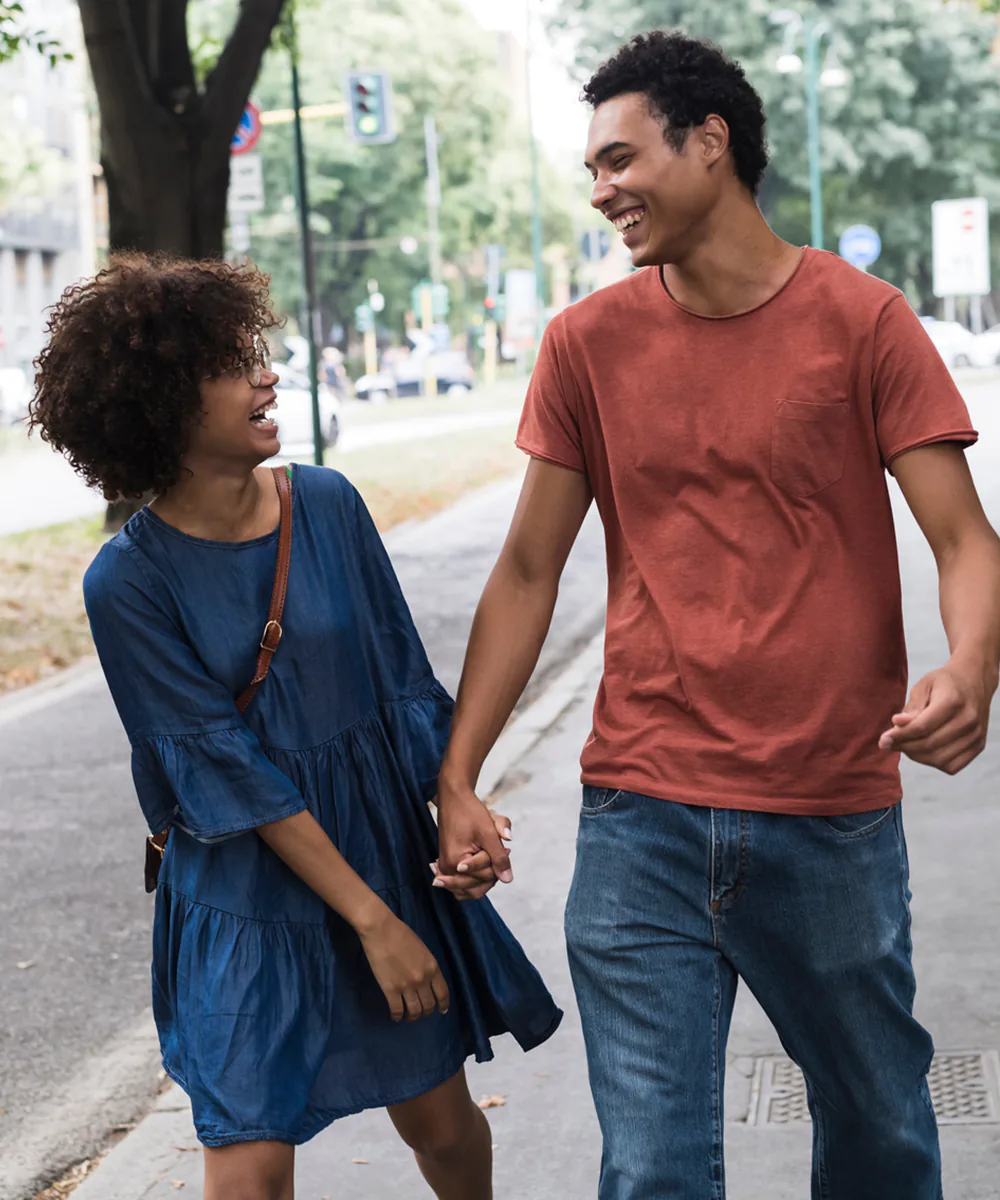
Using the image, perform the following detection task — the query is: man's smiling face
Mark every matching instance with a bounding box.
[585,92,725,268]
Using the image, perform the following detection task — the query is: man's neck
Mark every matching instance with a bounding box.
[661,193,804,318]
[150,463,277,542]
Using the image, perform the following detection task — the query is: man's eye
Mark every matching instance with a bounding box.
[613,157,631,171]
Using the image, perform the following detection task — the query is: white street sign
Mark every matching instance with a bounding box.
[504,269,537,342]
[932,198,990,297]
[228,153,265,214]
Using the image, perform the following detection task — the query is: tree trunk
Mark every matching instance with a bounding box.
[77,0,287,527]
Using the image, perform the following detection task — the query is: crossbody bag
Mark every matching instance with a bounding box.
[143,464,294,892]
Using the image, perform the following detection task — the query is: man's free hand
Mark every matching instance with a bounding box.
[434,788,513,901]
[879,659,993,775]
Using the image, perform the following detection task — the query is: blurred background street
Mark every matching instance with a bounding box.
[2,0,1000,1196]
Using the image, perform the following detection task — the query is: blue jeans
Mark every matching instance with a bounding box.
[565,788,941,1200]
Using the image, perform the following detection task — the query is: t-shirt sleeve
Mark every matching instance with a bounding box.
[516,315,587,475]
[84,544,307,842]
[872,295,978,468]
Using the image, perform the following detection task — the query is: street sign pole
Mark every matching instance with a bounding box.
[524,0,546,347]
[423,116,442,399]
[804,16,825,251]
[285,12,324,467]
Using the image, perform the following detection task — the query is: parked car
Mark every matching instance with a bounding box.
[919,318,982,369]
[0,367,30,426]
[974,323,1000,368]
[271,362,340,453]
[354,350,475,401]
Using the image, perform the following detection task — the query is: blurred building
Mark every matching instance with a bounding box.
[0,0,96,375]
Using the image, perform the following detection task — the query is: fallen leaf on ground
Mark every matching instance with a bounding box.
[171,1183,185,1191]
[477,1094,506,1110]
[351,1158,369,1165]
[533,1072,551,1078]
[175,1145,199,1152]
[16,961,36,970]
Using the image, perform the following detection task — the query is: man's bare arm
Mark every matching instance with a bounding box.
[882,442,1000,773]
[436,459,593,885]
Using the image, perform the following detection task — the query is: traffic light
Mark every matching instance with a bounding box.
[345,70,396,144]
[354,304,375,334]
[484,295,505,324]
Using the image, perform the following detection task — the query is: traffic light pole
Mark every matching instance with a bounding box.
[423,115,442,398]
[286,11,324,466]
[524,0,545,345]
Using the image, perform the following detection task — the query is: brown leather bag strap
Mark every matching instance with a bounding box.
[145,466,294,889]
[236,465,293,715]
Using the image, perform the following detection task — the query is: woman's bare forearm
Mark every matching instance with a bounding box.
[257,809,389,935]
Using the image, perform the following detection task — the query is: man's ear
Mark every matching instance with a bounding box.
[698,114,731,169]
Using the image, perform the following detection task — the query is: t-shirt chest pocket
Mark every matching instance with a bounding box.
[770,398,848,498]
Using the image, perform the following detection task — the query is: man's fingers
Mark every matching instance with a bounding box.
[880,698,963,747]
[903,731,986,773]
[430,970,450,1015]
[386,990,405,1023]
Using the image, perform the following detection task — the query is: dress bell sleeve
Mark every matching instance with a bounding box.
[84,542,307,842]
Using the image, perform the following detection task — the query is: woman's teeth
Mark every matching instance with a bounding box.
[613,209,644,233]
[250,400,277,425]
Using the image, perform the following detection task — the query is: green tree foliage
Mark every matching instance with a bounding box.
[555,0,1000,308]
[244,0,572,345]
[0,2,67,65]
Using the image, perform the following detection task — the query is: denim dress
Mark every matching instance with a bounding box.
[84,464,561,1147]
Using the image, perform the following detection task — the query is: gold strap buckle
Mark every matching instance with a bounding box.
[260,620,283,652]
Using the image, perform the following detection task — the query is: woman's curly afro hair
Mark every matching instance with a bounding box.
[583,31,769,196]
[29,254,280,500]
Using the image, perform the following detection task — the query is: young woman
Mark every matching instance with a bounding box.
[30,255,560,1200]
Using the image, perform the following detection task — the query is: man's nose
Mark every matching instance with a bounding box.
[591,176,615,211]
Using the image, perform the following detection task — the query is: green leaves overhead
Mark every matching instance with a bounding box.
[246,0,572,341]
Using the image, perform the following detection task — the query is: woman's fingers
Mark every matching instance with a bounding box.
[430,969,450,1014]
[402,988,424,1022]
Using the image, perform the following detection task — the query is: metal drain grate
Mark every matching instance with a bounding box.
[745,1051,1000,1127]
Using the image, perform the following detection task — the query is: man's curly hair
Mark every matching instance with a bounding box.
[29,254,280,500]
[583,31,769,196]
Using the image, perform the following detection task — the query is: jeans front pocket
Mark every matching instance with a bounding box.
[820,805,896,839]
[771,399,848,498]
[581,786,623,815]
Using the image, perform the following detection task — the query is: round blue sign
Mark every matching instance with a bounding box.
[231,101,262,156]
[839,224,881,269]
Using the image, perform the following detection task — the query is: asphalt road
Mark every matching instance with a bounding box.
[0,472,605,1199]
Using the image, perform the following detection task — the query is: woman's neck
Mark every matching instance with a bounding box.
[150,463,280,542]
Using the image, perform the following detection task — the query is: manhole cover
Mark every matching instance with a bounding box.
[745,1051,1000,1126]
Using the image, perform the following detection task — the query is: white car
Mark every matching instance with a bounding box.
[920,318,982,370]
[271,362,341,454]
[0,367,30,426]
[973,324,1000,368]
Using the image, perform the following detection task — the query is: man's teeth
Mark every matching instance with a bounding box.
[613,210,644,232]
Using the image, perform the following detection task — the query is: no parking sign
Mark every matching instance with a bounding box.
[231,101,262,156]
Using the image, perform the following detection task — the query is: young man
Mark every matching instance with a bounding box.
[434,31,1000,1200]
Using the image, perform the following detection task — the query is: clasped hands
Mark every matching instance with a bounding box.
[432,783,513,901]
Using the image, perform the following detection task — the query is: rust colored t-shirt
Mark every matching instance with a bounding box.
[517,249,978,814]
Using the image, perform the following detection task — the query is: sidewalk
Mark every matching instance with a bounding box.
[71,641,1000,1199]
